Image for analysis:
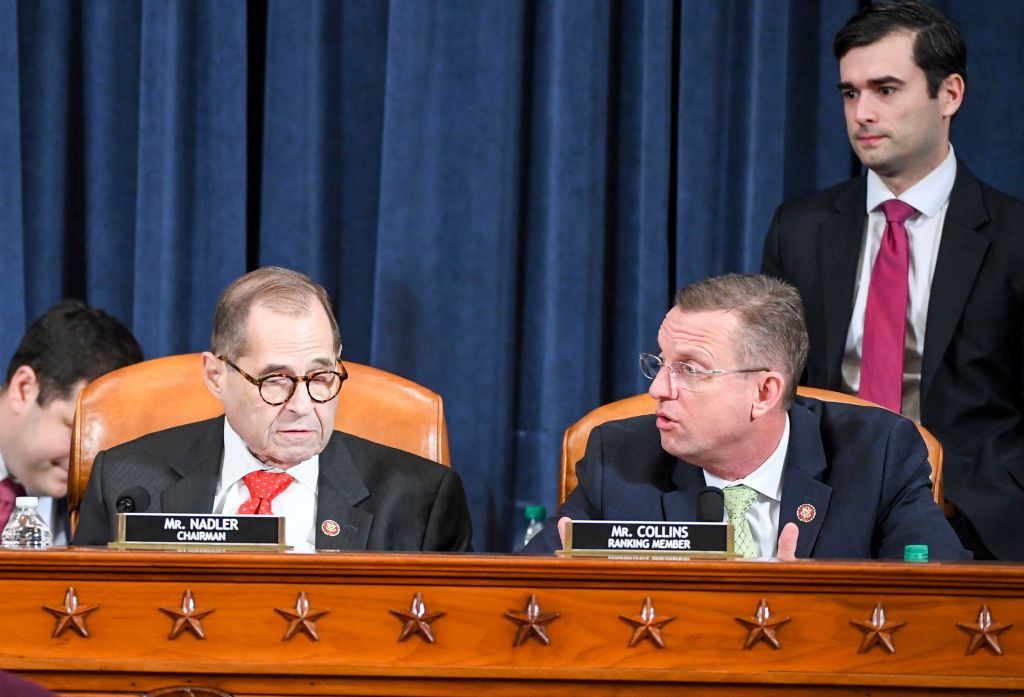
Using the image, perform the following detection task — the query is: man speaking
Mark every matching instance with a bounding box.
[525,274,966,560]
[74,267,472,552]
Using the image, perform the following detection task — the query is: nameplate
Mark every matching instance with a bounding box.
[112,513,287,551]
[564,520,734,556]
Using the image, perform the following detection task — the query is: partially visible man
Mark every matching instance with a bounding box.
[525,274,967,560]
[762,1,1024,559]
[74,267,473,552]
[0,300,143,543]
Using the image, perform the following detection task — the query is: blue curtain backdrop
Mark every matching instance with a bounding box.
[2,0,1022,551]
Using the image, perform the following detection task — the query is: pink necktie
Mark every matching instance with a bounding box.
[236,471,294,515]
[859,199,917,412]
[0,478,26,530]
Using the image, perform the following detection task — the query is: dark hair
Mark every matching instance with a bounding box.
[211,267,342,359]
[674,274,809,409]
[833,1,966,98]
[4,299,144,405]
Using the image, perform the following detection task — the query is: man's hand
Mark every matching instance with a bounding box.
[777,522,799,560]
[557,516,571,548]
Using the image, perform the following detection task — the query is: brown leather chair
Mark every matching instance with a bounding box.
[70,353,450,531]
[559,386,945,507]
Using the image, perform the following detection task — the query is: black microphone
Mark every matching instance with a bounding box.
[115,487,151,514]
[697,486,724,522]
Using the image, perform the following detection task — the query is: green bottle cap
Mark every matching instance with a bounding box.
[525,505,546,520]
[904,544,929,562]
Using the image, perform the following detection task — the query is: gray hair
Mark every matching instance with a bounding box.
[211,266,341,359]
[674,274,808,408]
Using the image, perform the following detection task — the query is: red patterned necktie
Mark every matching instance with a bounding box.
[236,471,294,515]
[859,199,917,412]
[0,478,26,529]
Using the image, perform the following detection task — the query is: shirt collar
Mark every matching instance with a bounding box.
[0,448,8,482]
[221,419,319,490]
[866,144,957,219]
[704,413,789,502]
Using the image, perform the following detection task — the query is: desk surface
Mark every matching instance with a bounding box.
[1,549,1022,696]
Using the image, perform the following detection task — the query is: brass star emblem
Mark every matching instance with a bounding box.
[851,602,905,654]
[504,594,561,646]
[390,592,445,643]
[275,591,329,641]
[160,589,215,640]
[619,597,675,648]
[958,605,1012,656]
[736,598,790,649]
[42,587,98,638]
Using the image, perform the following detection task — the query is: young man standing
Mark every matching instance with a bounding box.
[763,2,1024,559]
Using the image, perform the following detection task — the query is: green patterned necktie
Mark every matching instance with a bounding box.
[724,484,759,558]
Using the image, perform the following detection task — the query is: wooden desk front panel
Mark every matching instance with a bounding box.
[0,550,1022,696]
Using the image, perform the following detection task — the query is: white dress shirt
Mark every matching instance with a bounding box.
[704,415,790,558]
[212,420,319,552]
[842,146,957,422]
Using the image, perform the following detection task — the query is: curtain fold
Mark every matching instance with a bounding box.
[3,0,1022,550]
[372,0,529,542]
[131,1,249,354]
[674,0,860,288]
[259,0,390,362]
[0,0,26,366]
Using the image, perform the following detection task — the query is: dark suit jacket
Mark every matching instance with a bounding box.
[762,162,1024,559]
[524,397,968,559]
[73,417,473,552]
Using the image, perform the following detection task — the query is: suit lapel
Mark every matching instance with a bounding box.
[160,418,223,514]
[314,435,372,551]
[662,461,705,520]
[921,163,990,406]
[779,402,833,558]
[819,179,867,388]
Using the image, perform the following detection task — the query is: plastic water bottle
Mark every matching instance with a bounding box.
[1,497,53,549]
[514,505,546,552]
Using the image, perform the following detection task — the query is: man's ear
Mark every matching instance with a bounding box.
[939,73,964,118]
[201,352,225,400]
[5,365,40,415]
[750,372,785,419]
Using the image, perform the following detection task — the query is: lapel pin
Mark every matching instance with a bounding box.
[796,503,816,524]
[321,520,341,537]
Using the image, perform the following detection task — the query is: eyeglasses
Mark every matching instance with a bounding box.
[218,355,348,406]
[639,352,769,391]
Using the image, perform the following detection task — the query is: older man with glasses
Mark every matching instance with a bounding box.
[524,273,966,560]
[74,267,472,552]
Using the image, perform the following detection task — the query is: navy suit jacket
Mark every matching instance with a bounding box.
[73,416,473,552]
[762,162,1024,559]
[525,397,968,560]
